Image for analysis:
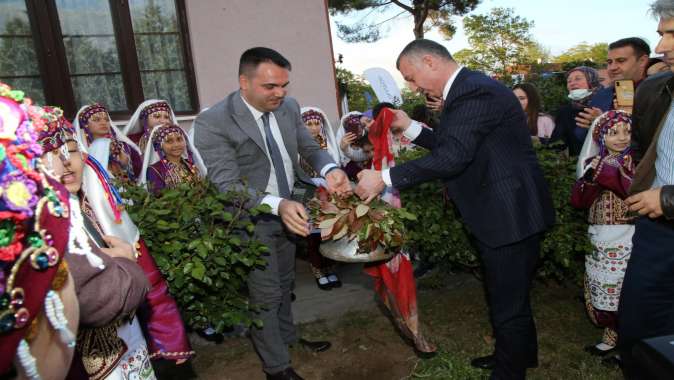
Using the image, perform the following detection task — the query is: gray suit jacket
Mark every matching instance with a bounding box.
[193,90,334,208]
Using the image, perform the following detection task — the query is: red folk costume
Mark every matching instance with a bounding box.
[0,83,76,379]
[570,110,635,349]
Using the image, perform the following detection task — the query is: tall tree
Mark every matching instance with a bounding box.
[329,0,480,42]
[555,42,608,65]
[452,7,534,80]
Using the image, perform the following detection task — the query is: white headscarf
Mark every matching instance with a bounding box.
[576,116,603,179]
[300,106,342,165]
[138,123,207,188]
[122,99,177,137]
[72,104,141,174]
[74,132,142,245]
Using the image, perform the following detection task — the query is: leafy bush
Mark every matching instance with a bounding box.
[121,180,270,331]
[398,143,591,281]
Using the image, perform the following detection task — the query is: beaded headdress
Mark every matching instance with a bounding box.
[140,101,171,123]
[77,103,111,144]
[151,124,196,165]
[343,113,364,136]
[301,109,324,124]
[0,83,73,375]
[592,110,632,156]
[36,106,76,153]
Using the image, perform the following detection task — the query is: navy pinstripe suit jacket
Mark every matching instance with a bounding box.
[391,68,555,248]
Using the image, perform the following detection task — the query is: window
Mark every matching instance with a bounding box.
[0,0,198,118]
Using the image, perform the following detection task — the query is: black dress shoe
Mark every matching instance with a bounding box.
[297,338,331,352]
[266,367,305,380]
[471,355,495,370]
[470,354,538,370]
[601,354,621,368]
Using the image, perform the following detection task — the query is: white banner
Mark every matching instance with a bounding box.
[363,67,403,106]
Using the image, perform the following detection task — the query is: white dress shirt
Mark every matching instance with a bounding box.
[381,66,463,186]
[241,96,337,214]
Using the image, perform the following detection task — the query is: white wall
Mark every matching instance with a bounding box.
[184,0,340,127]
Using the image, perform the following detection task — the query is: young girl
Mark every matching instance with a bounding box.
[570,110,634,362]
[300,107,342,290]
[140,124,206,194]
[74,103,143,183]
[336,111,372,181]
[123,100,176,152]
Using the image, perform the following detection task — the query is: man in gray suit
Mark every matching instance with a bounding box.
[193,47,350,380]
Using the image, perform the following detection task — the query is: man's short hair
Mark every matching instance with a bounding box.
[608,37,651,58]
[239,47,291,76]
[396,39,453,69]
[651,0,674,19]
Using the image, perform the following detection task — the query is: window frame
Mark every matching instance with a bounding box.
[24,0,199,119]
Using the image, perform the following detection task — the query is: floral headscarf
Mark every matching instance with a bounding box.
[592,110,632,157]
[0,82,72,375]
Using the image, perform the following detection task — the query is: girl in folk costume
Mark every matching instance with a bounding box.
[35,106,155,379]
[123,100,176,153]
[364,107,435,354]
[0,84,79,380]
[570,110,634,360]
[139,124,206,194]
[300,107,342,289]
[76,128,195,364]
[335,112,373,181]
[73,103,143,184]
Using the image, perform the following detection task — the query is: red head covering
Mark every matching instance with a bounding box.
[0,83,70,375]
[368,107,395,170]
[35,106,76,153]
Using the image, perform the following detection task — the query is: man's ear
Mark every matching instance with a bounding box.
[421,54,435,69]
[638,54,650,73]
[239,74,249,91]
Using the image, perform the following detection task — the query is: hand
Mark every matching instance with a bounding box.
[575,107,602,129]
[425,95,444,112]
[340,132,357,150]
[118,151,130,166]
[626,188,663,219]
[278,199,310,236]
[100,235,136,261]
[390,110,412,134]
[590,156,601,169]
[325,168,352,196]
[355,169,386,203]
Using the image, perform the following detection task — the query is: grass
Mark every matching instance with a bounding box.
[408,274,622,379]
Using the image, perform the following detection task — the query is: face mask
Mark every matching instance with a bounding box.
[568,88,592,101]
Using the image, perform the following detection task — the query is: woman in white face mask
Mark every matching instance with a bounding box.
[549,66,602,156]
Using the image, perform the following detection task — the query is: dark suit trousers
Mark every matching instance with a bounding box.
[618,217,674,379]
[476,233,540,380]
[248,217,297,374]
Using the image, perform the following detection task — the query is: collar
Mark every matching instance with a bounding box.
[240,94,265,121]
[443,66,463,100]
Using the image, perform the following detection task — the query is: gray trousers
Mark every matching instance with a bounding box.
[248,217,297,374]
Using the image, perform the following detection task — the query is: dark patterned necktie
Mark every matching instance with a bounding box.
[262,112,291,198]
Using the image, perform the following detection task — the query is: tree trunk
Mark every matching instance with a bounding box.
[412,0,427,39]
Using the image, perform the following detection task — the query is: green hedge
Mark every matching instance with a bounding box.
[121,180,270,331]
[398,143,591,281]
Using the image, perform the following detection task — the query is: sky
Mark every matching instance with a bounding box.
[329,0,659,85]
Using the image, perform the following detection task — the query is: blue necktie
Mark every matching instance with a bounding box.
[262,112,291,198]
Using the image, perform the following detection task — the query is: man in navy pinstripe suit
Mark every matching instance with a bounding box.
[356,39,555,380]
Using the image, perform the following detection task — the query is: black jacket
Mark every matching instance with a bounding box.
[391,68,555,248]
[630,71,674,219]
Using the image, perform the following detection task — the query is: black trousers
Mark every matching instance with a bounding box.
[619,217,674,379]
[476,233,540,380]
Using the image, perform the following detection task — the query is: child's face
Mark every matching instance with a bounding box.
[162,132,186,161]
[147,111,172,130]
[304,119,322,137]
[43,140,85,194]
[361,143,374,158]
[360,116,373,130]
[87,111,111,138]
[604,122,631,154]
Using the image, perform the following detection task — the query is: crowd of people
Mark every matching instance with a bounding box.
[2,1,674,380]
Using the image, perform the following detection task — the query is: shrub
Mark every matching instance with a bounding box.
[398,143,591,281]
[121,180,270,332]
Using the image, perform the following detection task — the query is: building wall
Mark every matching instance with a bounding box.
[184,0,340,128]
